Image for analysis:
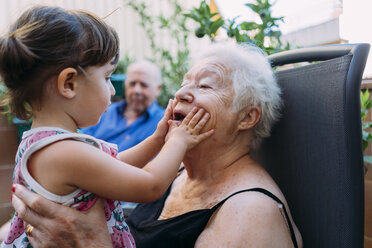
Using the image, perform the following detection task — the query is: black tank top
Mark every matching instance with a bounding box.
[126,186,299,248]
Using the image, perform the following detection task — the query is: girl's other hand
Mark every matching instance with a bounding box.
[153,99,174,142]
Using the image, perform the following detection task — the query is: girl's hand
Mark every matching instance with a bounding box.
[153,99,174,142]
[166,107,214,150]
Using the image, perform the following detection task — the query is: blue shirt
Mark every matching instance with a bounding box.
[81,100,164,152]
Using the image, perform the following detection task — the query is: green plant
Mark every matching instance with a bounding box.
[185,0,290,55]
[0,82,13,124]
[361,90,372,168]
[113,54,133,74]
[184,0,224,41]
[126,0,190,106]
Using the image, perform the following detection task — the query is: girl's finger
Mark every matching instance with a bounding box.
[180,107,198,126]
[196,129,214,142]
[164,101,172,120]
[192,112,210,132]
[168,120,179,127]
[186,108,205,129]
[167,99,173,111]
[171,98,178,109]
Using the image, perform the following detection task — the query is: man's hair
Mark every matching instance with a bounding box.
[0,5,119,120]
[198,42,282,150]
[127,60,162,86]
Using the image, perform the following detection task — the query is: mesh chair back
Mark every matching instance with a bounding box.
[252,43,370,248]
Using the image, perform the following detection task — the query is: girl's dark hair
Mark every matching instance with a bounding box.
[0,6,119,120]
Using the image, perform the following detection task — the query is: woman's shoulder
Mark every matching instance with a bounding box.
[196,159,302,247]
[196,189,300,247]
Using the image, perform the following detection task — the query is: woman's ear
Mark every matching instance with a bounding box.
[238,106,261,131]
[57,68,78,99]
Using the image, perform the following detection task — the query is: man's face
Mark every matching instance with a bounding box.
[124,68,160,115]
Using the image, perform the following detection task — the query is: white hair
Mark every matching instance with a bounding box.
[197,42,282,150]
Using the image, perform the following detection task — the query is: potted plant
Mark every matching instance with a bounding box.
[184,0,290,55]
[0,82,31,143]
[361,90,372,173]
[110,55,132,101]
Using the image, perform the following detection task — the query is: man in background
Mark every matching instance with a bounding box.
[82,60,164,152]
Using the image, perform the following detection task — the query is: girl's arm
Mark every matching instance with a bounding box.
[28,108,214,203]
[0,220,11,243]
[117,100,173,168]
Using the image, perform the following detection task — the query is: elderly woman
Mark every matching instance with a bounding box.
[7,42,303,248]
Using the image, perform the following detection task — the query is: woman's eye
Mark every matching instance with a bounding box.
[199,84,210,89]
[106,76,112,82]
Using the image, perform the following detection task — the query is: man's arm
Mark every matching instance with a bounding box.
[12,184,112,248]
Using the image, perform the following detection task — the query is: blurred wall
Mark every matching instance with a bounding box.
[0,0,209,63]
[0,116,17,225]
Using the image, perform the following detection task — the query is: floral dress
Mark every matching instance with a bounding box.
[0,127,135,248]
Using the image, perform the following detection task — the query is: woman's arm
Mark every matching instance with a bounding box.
[11,184,112,248]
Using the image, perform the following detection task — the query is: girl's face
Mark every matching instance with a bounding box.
[75,60,116,127]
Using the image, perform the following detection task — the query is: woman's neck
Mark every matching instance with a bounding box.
[182,141,250,181]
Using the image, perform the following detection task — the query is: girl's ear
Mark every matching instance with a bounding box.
[57,68,78,99]
[238,106,261,131]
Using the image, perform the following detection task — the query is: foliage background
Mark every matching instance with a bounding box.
[124,0,288,107]
[125,0,191,107]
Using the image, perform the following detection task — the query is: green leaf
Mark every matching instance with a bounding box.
[240,22,258,31]
[366,100,372,110]
[234,29,242,42]
[210,12,218,18]
[204,1,211,16]
[184,9,202,22]
[210,18,224,34]
[364,156,372,165]
[362,122,372,130]
[362,131,372,144]
[245,3,260,13]
[361,90,370,105]
[267,30,282,38]
[363,139,369,151]
[361,91,368,103]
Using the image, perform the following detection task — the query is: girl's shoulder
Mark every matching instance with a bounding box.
[21,126,117,151]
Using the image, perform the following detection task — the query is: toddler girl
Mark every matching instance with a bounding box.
[0,6,213,248]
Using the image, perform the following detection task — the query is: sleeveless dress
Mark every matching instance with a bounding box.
[1,127,135,248]
[127,183,299,248]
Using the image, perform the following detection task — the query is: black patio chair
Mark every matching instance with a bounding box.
[252,43,370,247]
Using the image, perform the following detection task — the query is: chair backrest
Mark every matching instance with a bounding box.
[251,43,370,248]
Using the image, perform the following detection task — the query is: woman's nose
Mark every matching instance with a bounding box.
[175,86,193,103]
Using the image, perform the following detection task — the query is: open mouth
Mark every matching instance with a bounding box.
[173,111,186,121]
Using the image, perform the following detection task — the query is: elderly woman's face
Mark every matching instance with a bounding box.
[174,56,237,134]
